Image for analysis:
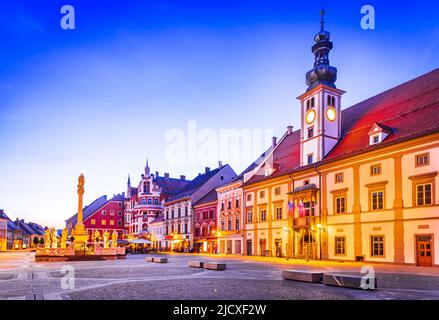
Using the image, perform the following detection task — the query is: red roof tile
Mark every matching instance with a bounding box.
[244,68,439,186]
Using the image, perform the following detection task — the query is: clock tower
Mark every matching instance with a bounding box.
[298,10,345,166]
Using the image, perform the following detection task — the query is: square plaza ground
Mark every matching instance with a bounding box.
[0,252,438,300]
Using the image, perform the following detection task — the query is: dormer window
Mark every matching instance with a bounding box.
[368,123,393,146]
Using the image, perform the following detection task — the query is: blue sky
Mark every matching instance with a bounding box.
[0,0,438,227]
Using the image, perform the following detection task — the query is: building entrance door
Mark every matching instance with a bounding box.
[274,239,282,257]
[246,240,252,256]
[259,239,267,256]
[417,235,433,267]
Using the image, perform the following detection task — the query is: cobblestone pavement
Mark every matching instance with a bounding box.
[0,252,438,300]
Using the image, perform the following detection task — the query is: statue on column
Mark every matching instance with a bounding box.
[111,230,118,248]
[103,230,110,248]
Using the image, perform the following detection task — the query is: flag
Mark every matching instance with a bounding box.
[298,200,304,217]
[287,201,295,219]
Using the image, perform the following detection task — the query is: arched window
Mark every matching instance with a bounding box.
[147,198,152,204]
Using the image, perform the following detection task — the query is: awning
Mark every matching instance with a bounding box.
[196,239,207,243]
[128,239,152,244]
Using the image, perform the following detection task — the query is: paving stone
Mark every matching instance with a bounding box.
[282,270,323,283]
[323,273,378,290]
[188,261,204,268]
[204,262,226,270]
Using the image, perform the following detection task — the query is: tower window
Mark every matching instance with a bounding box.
[307,154,313,165]
[308,127,314,139]
[306,97,315,110]
[327,95,335,106]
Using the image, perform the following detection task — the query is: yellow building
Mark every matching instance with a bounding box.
[242,16,439,266]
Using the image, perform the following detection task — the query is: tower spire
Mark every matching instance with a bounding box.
[305,9,337,91]
[144,158,150,176]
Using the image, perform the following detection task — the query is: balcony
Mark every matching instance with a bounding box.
[293,216,317,229]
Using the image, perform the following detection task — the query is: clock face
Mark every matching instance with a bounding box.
[305,109,316,124]
[326,107,336,122]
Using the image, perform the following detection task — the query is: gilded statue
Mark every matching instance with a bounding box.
[103,230,110,248]
[111,230,118,248]
[61,228,68,249]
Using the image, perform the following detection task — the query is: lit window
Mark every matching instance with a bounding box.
[370,164,382,176]
[335,236,346,255]
[276,207,282,220]
[91,219,96,225]
[101,220,106,226]
[335,173,344,183]
[260,209,267,221]
[247,211,253,223]
[371,191,384,210]
[371,236,384,257]
[415,153,429,167]
[335,196,346,214]
[416,183,432,206]
[110,220,115,226]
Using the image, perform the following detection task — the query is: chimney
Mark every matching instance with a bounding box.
[155,171,159,177]
[218,161,223,169]
[287,125,293,135]
[272,136,277,149]
[164,173,170,178]
[180,175,186,181]
[205,167,210,173]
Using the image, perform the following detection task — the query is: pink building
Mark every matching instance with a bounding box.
[66,194,125,241]
[193,190,218,253]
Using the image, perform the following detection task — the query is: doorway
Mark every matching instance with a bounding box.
[274,239,282,257]
[416,235,433,267]
[246,240,252,256]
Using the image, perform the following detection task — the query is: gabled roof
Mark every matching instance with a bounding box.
[325,68,439,162]
[0,209,8,220]
[66,195,108,225]
[244,68,439,186]
[166,167,224,202]
[154,176,190,197]
[193,189,218,207]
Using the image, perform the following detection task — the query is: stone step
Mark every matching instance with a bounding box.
[146,257,154,262]
[323,273,377,290]
[282,270,324,283]
[153,257,168,263]
[204,262,226,270]
[188,260,204,268]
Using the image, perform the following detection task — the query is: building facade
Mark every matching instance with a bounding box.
[66,194,125,241]
[0,210,8,251]
[193,190,218,253]
[216,180,244,255]
[150,215,165,250]
[164,163,237,251]
[241,13,439,267]
[124,160,188,241]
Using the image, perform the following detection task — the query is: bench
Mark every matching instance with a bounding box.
[204,262,226,270]
[282,270,324,283]
[188,260,205,268]
[153,257,168,263]
[146,257,154,262]
[323,273,377,290]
